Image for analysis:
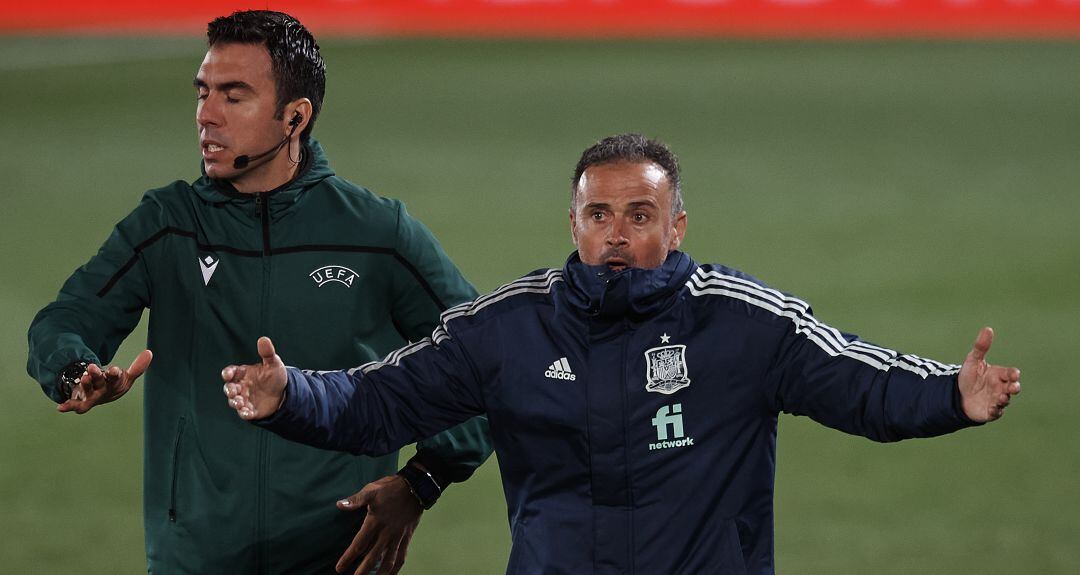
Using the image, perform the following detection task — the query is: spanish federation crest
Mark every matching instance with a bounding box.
[644,344,691,395]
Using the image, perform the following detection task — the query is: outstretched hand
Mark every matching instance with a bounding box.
[335,475,423,575]
[58,350,153,414]
[958,327,1021,423]
[222,336,288,421]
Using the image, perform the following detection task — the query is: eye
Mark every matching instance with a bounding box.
[590,211,605,221]
[226,94,240,104]
[633,212,649,223]
[196,90,208,101]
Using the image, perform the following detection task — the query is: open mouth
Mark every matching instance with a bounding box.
[606,258,628,272]
[201,140,226,156]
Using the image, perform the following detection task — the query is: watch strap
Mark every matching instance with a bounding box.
[396,462,442,510]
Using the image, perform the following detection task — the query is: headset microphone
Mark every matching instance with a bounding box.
[232,113,303,170]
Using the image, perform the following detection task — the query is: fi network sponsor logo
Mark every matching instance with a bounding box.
[650,403,694,451]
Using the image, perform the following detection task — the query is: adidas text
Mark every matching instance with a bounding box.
[544,369,576,381]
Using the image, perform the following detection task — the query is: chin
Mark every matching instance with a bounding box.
[204,162,230,179]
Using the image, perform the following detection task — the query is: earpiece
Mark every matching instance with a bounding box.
[289,112,303,127]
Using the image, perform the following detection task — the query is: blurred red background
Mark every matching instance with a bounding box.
[4,0,1080,38]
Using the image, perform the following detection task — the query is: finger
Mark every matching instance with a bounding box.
[354,542,386,575]
[967,326,994,364]
[257,336,281,367]
[126,349,154,380]
[60,397,91,415]
[381,528,415,575]
[337,514,378,573]
[87,363,104,379]
[388,534,410,575]
[85,363,106,388]
[337,489,373,512]
[222,365,246,384]
[376,537,403,575]
[223,382,243,398]
[105,365,123,381]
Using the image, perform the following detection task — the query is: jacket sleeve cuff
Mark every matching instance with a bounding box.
[40,348,99,404]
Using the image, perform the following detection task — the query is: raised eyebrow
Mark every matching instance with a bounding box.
[583,202,612,212]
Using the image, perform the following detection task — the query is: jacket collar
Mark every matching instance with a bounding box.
[562,250,696,321]
[191,138,335,206]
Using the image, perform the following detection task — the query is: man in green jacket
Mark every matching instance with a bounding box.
[26,10,492,575]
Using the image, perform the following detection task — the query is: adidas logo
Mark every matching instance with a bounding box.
[544,357,576,381]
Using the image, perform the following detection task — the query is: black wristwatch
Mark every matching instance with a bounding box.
[397,462,443,510]
[57,360,90,400]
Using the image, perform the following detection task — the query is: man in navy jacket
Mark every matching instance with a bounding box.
[223,134,1021,574]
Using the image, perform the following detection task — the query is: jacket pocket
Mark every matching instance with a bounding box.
[505,519,528,574]
[168,416,187,522]
[712,519,750,575]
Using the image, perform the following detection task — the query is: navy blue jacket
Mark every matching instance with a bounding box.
[261,251,976,574]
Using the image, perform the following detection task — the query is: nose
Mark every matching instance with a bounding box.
[606,219,629,247]
[196,95,222,129]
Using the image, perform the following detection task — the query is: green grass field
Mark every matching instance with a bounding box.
[1,37,1078,573]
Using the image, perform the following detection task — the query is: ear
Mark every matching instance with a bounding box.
[284,98,313,136]
[669,211,687,250]
[569,208,579,247]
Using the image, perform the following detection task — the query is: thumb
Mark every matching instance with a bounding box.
[126,349,154,380]
[967,326,994,364]
[257,336,281,367]
[337,489,373,512]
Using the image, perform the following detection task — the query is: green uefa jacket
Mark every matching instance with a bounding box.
[27,141,493,574]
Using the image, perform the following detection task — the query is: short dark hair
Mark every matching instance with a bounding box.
[571,133,683,215]
[207,10,326,143]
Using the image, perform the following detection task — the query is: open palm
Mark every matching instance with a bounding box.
[957,327,1021,423]
[222,336,289,420]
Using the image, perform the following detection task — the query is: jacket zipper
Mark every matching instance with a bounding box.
[257,193,271,256]
[168,416,187,522]
[619,327,636,574]
[256,191,271,574]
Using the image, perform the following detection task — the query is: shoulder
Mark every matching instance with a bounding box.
[111,180,194,233]
[684,263,814,327]
[442,268,562,329]
[304,177,411,238]
[319,176,402,215]
[139,180,193,208]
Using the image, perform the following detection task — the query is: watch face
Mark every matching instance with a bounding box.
[63,361,89,380]
[59,360,90,398]
[400,466,440,509]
